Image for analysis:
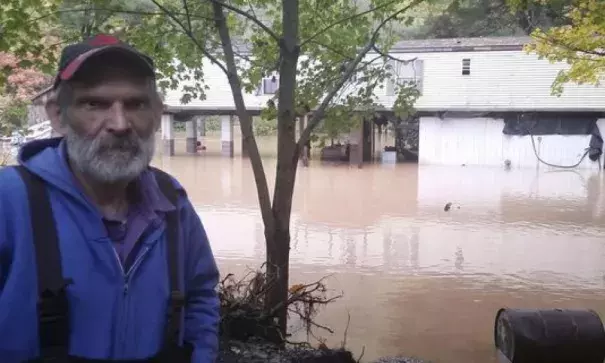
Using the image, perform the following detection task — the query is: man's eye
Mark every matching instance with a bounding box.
[83,100,107,109]
[126,100,148,109]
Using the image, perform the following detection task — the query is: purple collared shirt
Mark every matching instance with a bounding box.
[101,171,174,269]
[59,141,174,270]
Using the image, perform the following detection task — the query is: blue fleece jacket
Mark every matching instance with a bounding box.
[0,138,220,362]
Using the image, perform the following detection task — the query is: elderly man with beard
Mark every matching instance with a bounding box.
[0,35,219,362]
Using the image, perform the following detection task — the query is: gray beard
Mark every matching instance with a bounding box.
[64,126,155,184]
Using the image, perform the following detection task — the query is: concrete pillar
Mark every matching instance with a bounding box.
[197,116,206,137]
[161,113,175,156]
[348,119,363,168]
[185,120,197,153]
[362,119,372,162]
[195,116,205,150]
[220,115,234,157]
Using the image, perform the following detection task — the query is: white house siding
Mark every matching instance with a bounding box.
[121,37,605,171]
[162,59,274,112]
[163,47,605,113]
[376,50,605,112]
[419,116,605,169]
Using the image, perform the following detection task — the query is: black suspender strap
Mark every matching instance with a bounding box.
[14,165,71,360]
[150,168,186,351]
[16,165,188,362]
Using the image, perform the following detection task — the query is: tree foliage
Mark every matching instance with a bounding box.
[0,52,50,101]
[1,1,55,134]
[253,117,277,137]
[0,0,425,339]
[0,100,29,135]
[1,0,422,125]
[0,51,50,134]
[403,0,571,39]
[508,0,605,95]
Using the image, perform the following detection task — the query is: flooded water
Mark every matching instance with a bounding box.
[154,138,605,363]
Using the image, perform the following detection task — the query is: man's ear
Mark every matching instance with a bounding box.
[45,96,66,136]
[153,93,164,132]
[154,117,161,132]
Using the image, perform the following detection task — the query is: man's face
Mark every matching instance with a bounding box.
[59,54,161,184]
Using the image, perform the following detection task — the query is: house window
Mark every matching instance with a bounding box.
[462,59,471,75]
[261,75,279,95]
[386,59,424,96]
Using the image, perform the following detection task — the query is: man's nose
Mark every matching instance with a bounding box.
[106,103,131,133]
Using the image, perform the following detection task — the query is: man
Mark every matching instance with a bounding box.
[0,35,220,362]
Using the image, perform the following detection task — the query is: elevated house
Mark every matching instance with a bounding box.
[161,36,605,169]
[380,36,605,170]
[26,36,605,169]
[28,86,54,126]
[26,87,59,139]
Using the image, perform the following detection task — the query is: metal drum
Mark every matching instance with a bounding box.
[494,308,605,363]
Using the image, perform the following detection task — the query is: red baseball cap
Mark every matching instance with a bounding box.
[53,34,155,89]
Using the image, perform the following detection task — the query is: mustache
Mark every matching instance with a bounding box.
[64,124,156,184]
[95,132,143,153]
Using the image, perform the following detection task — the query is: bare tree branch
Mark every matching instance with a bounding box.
[183,0,193,31]
[300,0,405,48]
[149,0,229,75]
[211,1,275,232]
[534,33,605,57]
[245,0,261,25]
[371,45,418,64]
[306,40,356,61]
[298,0,424,148]
[202,37,266,68]
[205,0,280,42]
[28,7,214,25]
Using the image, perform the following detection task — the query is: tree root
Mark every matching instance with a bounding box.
[219,265,342,346]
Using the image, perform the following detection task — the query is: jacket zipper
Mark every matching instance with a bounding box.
[111,246,151,355]
[112,247,151,293]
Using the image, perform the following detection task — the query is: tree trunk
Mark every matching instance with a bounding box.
[211,0,400,343]
[515,10,536,34]
[264,226,290,342]
[211,4,275,235]
[266,0,301,341]
[213,0,300,342]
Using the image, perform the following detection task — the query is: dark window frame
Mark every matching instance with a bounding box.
[462,58,471,76]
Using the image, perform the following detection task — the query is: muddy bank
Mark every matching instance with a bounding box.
[217,270,431,363]
[217,339,430,363]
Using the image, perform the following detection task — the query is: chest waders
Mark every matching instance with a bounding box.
[14,166,193,362]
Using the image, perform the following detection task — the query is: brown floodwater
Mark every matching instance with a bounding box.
[154,138,605,363]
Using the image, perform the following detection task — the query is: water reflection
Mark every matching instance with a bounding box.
[152,151,605,362]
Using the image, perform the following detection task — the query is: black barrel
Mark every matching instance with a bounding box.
[494,308,605,363]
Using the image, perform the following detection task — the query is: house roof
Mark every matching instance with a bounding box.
[230,36,533,55]
[390,36,533,53]
[30,86,53,102]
